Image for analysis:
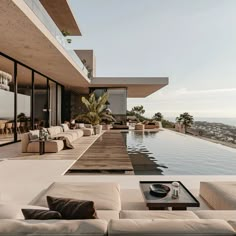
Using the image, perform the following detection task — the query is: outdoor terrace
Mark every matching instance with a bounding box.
[0,130,236,211]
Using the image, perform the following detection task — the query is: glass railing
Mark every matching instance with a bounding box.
[23,0,89,78]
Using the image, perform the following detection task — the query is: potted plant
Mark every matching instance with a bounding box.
[61,29,72,43]
[75,92,115,134]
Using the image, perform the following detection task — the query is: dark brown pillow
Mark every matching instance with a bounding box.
[46,196,97,220]
[21,209,62,220]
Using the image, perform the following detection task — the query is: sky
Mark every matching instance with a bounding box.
[68,0,236,118]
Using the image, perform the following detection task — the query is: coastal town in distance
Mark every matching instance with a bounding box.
[189,121,236,147]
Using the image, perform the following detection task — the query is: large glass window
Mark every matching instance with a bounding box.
[0,53,63,146]
[107,88,127,123]
[89,88,127,124]
[0,55,15,144]
[17,65,32,140]
[107,88,127,115]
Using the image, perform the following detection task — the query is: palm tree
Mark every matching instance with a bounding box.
[131,105,145,116]
[176,112,194,133]
[153,112,163,121]
[75,92,115,126]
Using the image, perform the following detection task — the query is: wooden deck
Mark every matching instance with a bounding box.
[67,131,134,174]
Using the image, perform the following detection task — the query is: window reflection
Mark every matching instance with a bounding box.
[0,55,14,144]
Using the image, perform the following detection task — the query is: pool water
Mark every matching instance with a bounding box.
[124,129,236,175]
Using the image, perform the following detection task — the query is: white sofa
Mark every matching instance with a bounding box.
[21,126,84,153]
[1,182,236,235]
[1,210,236,236]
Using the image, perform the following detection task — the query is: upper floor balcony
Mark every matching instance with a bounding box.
[23,0,89,79]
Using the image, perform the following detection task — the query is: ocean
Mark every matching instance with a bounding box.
[166,117,236,127]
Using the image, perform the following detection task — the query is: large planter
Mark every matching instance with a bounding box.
[94,125,102,135]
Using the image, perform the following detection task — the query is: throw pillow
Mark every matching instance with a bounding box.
[47,196,97,220]
[22,209,62,220]
[61,124,69,132]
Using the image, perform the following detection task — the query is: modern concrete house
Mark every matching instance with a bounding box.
[1,2,236,235]
[0,0,168,145]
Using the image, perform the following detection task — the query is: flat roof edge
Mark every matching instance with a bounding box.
[91,77,169,85]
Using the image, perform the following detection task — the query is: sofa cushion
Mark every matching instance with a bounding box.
[64,129,83,140]
[47,196,97,220]
[70,129,84,137]
[21,209,62,220]
[30,182,121,211]
[195,210,236,221]
[200,182,236,210]
[63,131,77,141]
[53,133,73,143]
[27,140,64,153]
[21,133,30,152]
[48,126,62,136]
[47,127,57,136]
[0,219,107,236]
[120,210,198,219]
[108,219,235,236]
[0,203,48,219]
[96,211,119,222]
[83,128,93,136]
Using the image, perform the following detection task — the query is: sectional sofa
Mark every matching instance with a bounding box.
[21,125,84,153]
[1,182,236,235]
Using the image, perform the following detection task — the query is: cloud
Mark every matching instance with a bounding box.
[175,88,236,95]
[127,87,236,118]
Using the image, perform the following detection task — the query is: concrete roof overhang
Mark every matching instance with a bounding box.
[0,0,89,87]
[39,0,82,36]
[91,77,169,98]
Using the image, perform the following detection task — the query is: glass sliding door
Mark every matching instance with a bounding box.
[49,80,57,126]
[17,64,32,140]
[57,85,62,125]
[34,73,48,128]
[0,55,15,144]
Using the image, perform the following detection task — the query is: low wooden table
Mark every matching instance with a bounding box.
[139,181,200,210]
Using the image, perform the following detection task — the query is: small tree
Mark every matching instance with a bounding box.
[176,112,194,133]
[153,112,163,121]
[75,92,115,126]
[131,105,145,116]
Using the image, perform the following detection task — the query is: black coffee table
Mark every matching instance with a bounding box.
[139,181,200,210]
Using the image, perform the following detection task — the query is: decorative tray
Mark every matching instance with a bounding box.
[149,184,170,198]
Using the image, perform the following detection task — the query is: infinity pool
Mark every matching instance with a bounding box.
[124,129,236,175]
